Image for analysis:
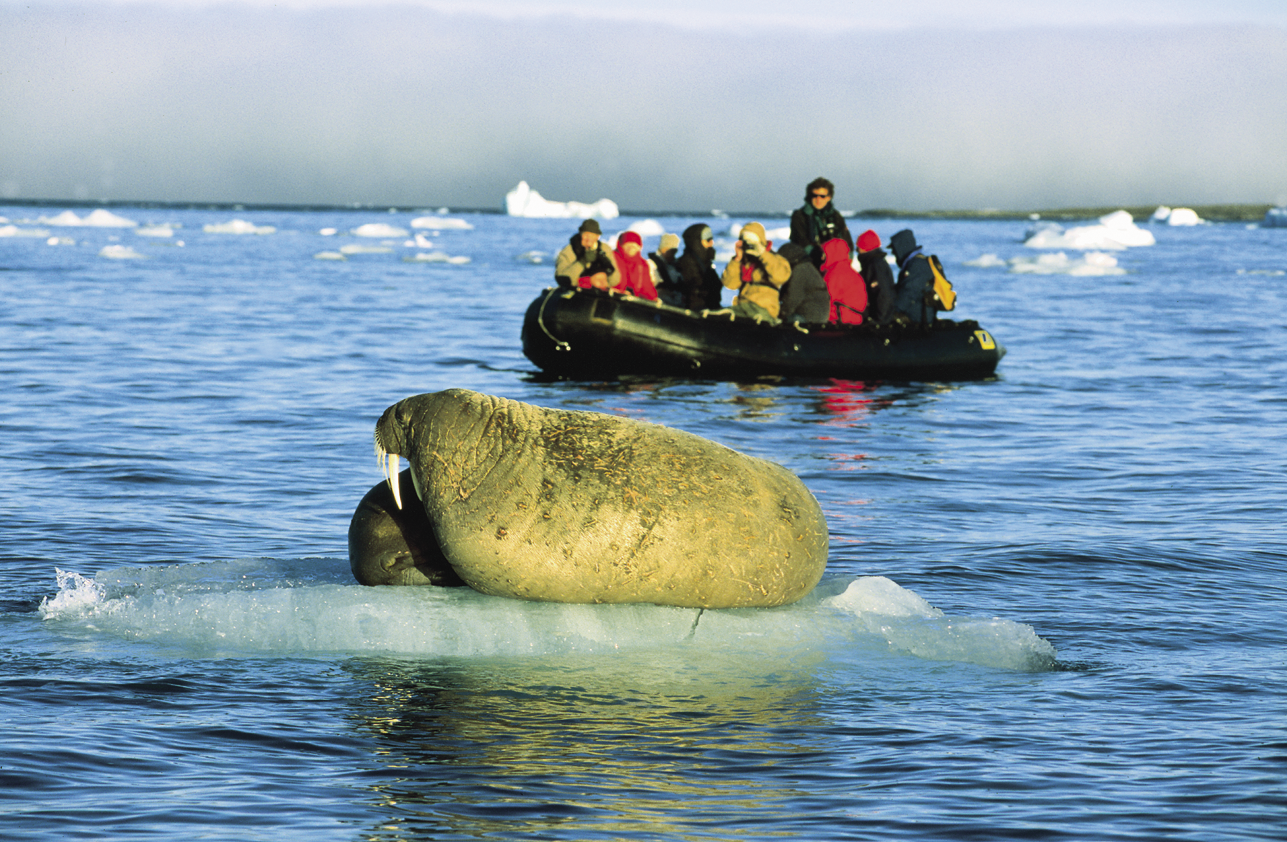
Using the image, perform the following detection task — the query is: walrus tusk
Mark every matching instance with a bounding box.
[376,440,402,510]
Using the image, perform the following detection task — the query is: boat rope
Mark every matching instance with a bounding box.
[536,288,571,352]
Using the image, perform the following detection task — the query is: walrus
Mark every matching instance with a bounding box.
[348,467,465,587]
[367,388,828,608]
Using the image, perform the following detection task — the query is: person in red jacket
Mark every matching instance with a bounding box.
[820,238,868,325]
[614,231,659,301]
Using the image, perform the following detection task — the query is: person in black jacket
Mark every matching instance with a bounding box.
[675,223,722,310]
[650,232,685,306]
[889,228,938,326]
[855,229,896,326]
[789,177,853,269]
[777,242,831,324]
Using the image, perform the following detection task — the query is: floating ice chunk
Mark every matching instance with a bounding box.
[1262,207,1287,228]
[338,243,392,254]
[1023,210,1154,249]
[40,209,138,227]
[99,244,146,259]
[1152,206,1202,226]
[352,222,408,238]
[626,219,666,236]
[515,250,547,264]
[319,227,338,236]
[0,224,50,237]
[313,251,347,260]
[403,251,470,264]
[203,219,275,234]
[411,216,474,230]
[136,225,175,237]
[1008,250,1125,275]
[822,576,1057,671]
[505,180,619,219]
[964,253,1007,268]
[46,236,75,246]
[402,233,434,249]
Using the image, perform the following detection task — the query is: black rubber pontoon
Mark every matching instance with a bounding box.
[521,288,1005,380]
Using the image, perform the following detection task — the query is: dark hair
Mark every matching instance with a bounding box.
[805,177,835,200]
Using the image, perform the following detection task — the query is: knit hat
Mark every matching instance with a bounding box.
[578,219,602,234]
[659,232,680,253]
[618,231,642,248]
[739,221,768,246]
[857,230,881,253]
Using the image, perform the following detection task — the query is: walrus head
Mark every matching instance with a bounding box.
[374,401,415,509]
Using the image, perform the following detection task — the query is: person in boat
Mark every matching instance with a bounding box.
[856,229,896,326]
[777,242,831,324]
[650,232,685,306]
[613,231,659,301]
[721,221,791,321]
[789,177,853,269]
[675,223,722,310]
[889,228,941,326]
[819,238,867,326]
[555,219,621,291]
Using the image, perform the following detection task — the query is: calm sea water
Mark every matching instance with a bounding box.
[2,204,1284,841]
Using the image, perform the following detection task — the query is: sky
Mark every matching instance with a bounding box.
[3,0,1286,212]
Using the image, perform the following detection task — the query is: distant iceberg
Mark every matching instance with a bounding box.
[1263,207,1287,228]
[99,244,146,259]
[40,209,138,228]
[0,224,50,238]
[505,181,619,219]
[410,215,474,230]
[963,253,1008,268]
[1151,206,1203,226]
[203,219,275,235]
[403,251,471,264]
[351,222,407,238]
[1008,250,1125,276]
[1024,210,1154,250]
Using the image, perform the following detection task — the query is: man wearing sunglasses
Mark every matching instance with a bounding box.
[789,177,853,269]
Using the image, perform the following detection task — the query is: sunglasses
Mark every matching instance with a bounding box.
[811,192,830,200]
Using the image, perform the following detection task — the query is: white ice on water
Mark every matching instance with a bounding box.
[203,219,276,235]
[1262,207,1287,228]
[1151,206,1204,226]
[1024,210,1155,250]
[38,208,138,227]
[39,562,1058,671]
[505,180,619,219]
[98,244,146,259]
[351,222,408,238]
[1007,250,1125,275]
[411,215,474,230]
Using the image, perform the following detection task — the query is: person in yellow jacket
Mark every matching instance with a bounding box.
[721,221,791,320]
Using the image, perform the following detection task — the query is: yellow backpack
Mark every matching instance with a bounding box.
[927,254,956,311]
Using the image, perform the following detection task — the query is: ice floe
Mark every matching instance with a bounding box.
[203,219,276,235]
[411,215,474,230]
[46,236,75,246]
[963,253,1008,268]
[403,251,470,264]
[0,224,50,237]
[99,244,146,259]
[505,180,619,219]
[1151,206,1203,226]
[1262,207,1287,228]
[515,250,547,264]
[1008,250,1125,275]
[313,251,347,260]
[1024,210,1155,250]
[136,224,176,237]
[338,243,392,255]
[40,209,138,228]
[351,222,407,238]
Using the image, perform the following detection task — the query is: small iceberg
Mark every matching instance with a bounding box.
[203,219,275,235]
[40,209,138,228]
[1024,210,1155,250]
[99,244,146,259]
[136,225,176,237]
[963,253,1008,268]
[410,215,474,230]
[403,251,470,264]
[0,224,50,238]
[46,236,75,246]
[313,251,347,261]
[338,243,392,255]
[1008,251,1125,276]
[351,222,407,238]
[1151,206,1203,226]
[1262,207,1287,228]
[505,180,619,219]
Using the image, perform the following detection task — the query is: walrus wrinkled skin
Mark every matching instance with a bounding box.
[372,388,828,608]
[348,467,465,587]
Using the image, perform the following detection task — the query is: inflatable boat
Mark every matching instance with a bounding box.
[521,288,1005,380]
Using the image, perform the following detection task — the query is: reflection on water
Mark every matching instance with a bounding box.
[343,654,830,839]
